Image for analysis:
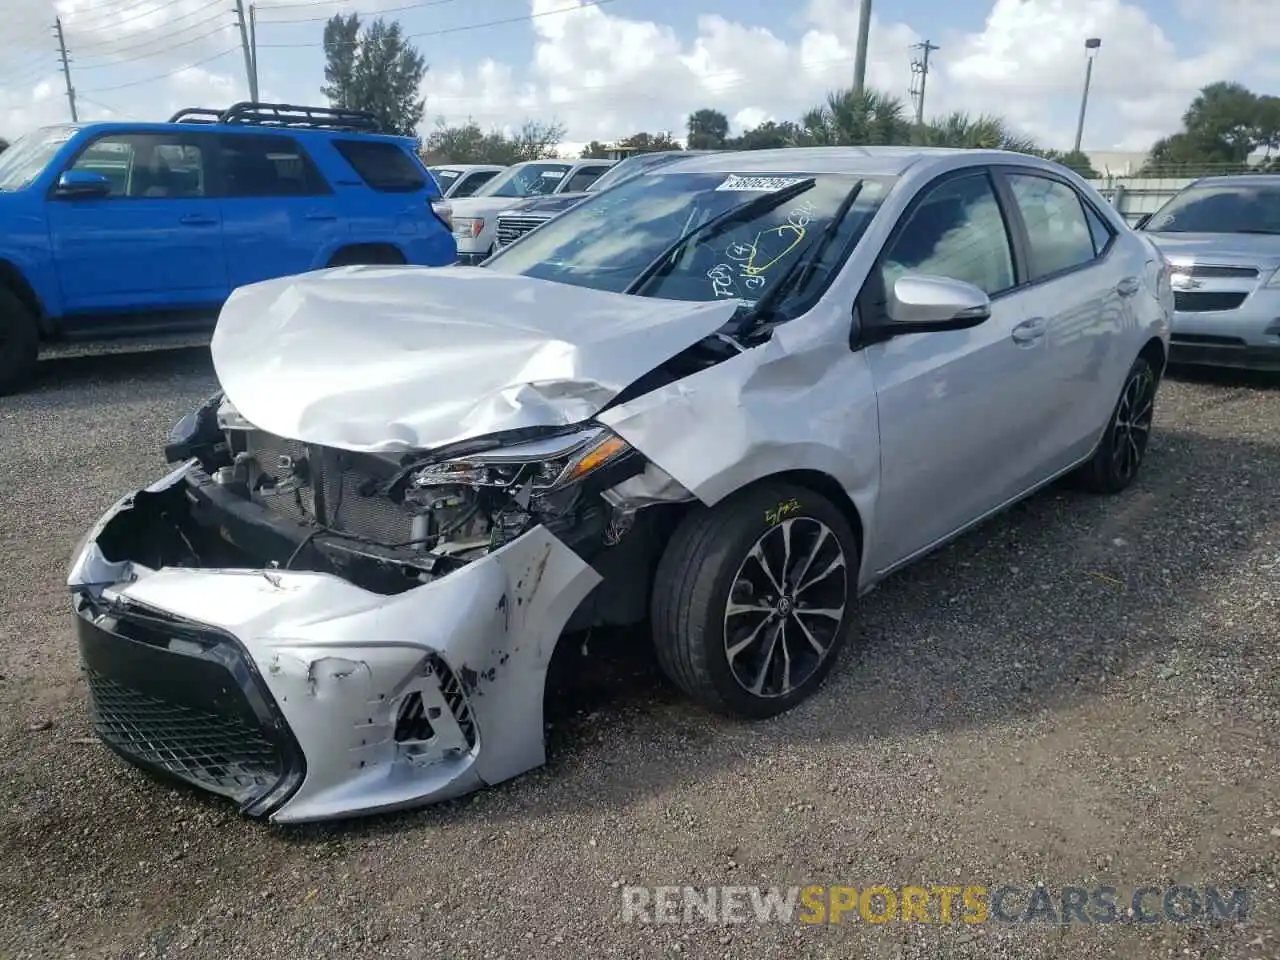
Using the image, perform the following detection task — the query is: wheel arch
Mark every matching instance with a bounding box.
[0,258,50,337]
[1138,335,1167,378]
[324,243,407,268]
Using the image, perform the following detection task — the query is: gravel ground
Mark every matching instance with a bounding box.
[0,346,1277,960]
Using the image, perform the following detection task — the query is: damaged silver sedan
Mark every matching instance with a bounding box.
[68,148,1172,822]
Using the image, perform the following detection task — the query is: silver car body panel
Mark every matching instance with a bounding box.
[69,146,1170,820]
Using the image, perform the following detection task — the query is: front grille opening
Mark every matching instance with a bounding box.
[430,655,478,749]
[86,671,285,804]
[1187,265,1258,279]
[393,690,439,743]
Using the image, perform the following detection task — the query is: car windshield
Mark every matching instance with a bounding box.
[484,170,895,305]
[476,162,572,198]
[586,153,684,194]
[0,126,77,191]
[1144,183,1280,234]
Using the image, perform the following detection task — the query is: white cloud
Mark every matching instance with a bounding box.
[1,0,1272,155]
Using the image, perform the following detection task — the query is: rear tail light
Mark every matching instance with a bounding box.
[431,200,452,231]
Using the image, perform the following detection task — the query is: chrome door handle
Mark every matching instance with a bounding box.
[1011,317,1046,345]
[1116,276,1140,297]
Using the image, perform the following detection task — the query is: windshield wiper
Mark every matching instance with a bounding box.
[624,178,817,295]
[729,181,865,335]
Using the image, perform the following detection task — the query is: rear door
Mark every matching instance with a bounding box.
[215,132,344,288]
[995,167,1128,469]
[45,130,228,318]
[864,168,1057,567]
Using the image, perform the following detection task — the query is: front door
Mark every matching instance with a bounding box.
[46,131,228,318]
[864,169,1054,571]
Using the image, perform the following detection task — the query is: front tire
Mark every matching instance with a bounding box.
[651,481,859,718]
[0,286,39,397]
[1072,354,1159,494]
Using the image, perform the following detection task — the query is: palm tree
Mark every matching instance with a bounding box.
[915,111,1038,153]
[800,87,911,146]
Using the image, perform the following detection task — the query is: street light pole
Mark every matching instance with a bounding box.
[1072,37,1101,154]
[852,0,872,99]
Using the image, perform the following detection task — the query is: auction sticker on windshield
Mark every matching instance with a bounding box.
[716,175,810,192]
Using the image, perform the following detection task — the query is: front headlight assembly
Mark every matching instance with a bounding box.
[407,426,636,497]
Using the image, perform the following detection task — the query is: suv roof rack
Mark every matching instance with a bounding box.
[167,101,384,133]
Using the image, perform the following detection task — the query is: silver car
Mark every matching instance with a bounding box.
[68,147,1172,822]
[1138,174,1280,371]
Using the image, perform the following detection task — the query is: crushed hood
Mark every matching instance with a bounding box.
[210,265,742,454]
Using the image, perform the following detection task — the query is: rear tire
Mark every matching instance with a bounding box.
[651,481,859,719]
[0,285,39,397]
[1071,354,1159,494]
[326,246,406,267]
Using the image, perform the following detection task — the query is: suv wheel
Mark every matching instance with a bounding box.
[651,481,859,718]
[0,286,39,396]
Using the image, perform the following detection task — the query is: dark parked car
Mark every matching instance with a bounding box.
[492,150,713,251]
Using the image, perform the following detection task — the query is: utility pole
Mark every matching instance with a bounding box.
[53,17,77,122]
[233,0,258,102]
[851,0,872,99]
[908,40,939,127]
[1072,37,1101,154]
[249,4,259,100]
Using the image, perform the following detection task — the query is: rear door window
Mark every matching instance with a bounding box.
[1005,173,1098,279]
[217,134,329,197]
[333,140,427,192]
[564,165,610,193]
[453,170,498,198]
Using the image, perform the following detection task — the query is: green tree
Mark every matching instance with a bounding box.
[580,140,611,159]
[686,108,729,149]
[727,120,801,150]
[913,111,1038,152]
[798,88,911,146]
[1041,149,1100,179]
[1137,81,1280,176]
[322,13,427,137]
[617,131,680,152]
[422,118,564,165]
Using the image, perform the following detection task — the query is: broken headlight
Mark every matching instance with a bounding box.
[408,426,634,494]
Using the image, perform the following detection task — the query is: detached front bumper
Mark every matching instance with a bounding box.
[68,464,601,823]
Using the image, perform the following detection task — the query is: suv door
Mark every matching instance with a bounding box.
[45,131,228,320]
[215,132,344,287]
[862,168,1054,567]
[997,168,1128,468]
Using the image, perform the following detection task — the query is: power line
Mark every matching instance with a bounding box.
[75,23,236,69]
[78,45,240,92]
[257,0,621,48]
[62,0,213,34]
[70,3,227,53]
[257,0,463,25]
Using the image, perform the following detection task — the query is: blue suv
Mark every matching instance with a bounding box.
[0,102,457,393]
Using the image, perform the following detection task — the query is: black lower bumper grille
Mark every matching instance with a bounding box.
[1174,291,1248,312]
[87,671,283,797]
[76,602,304,816]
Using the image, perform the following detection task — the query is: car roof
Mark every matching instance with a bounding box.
[647,145,1051,178]
[432,163,506,172]
[511,157,613,169]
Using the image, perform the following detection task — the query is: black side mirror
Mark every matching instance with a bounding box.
[54,170,112,199]
[1133,213,1152,230]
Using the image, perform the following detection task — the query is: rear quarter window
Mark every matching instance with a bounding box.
[333,140,428,193]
